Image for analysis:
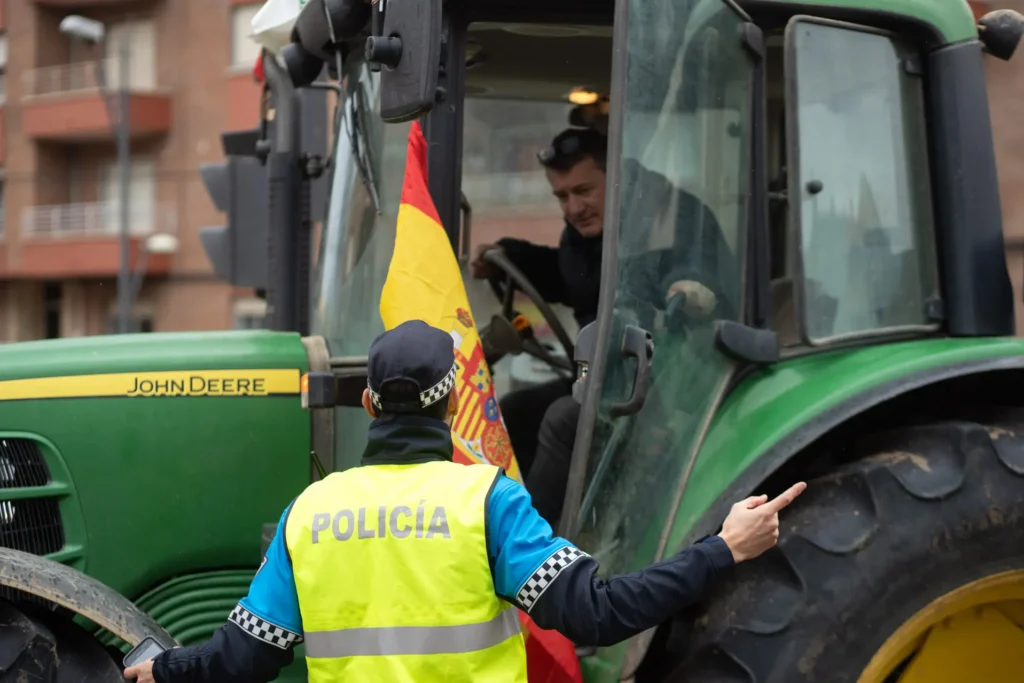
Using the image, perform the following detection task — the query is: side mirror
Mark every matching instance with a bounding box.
[978,10,1024,61]
[366,0,442,123]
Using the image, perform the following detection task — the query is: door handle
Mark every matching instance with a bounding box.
[609,325,654,418]
[459,192,473,267]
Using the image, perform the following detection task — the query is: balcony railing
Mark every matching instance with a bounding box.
[20,201,177,239]
[21,59,155,99]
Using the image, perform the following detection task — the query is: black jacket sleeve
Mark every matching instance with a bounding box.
[495,237,566,305]
[617,189,738,320]
[151,621,295,683]
[526,536,735,647]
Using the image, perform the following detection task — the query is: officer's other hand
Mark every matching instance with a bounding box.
[718,482,807,563]
[124,659,155,683]
[665,280,717,317]
[470,243,502,279]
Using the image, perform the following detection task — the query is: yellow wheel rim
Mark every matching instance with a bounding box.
[858,570,1024,683]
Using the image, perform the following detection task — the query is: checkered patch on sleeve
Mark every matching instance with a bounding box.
[229,604,303,650]
[516,545,590,612]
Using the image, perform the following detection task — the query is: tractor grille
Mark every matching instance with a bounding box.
[0,498,65,555]
[0,439,52,489]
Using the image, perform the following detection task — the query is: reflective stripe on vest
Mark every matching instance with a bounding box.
[285,460,528,683]
[304,606,521,658]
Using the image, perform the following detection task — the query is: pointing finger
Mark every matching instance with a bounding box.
[763,482,807,514]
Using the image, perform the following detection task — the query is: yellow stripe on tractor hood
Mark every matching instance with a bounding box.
[0,369,301,401]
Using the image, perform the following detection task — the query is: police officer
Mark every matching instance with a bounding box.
[125,319,805,683]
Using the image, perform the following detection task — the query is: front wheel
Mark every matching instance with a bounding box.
[655,410,1024,683]
[0,598,124,682]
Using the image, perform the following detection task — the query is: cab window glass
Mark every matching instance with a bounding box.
[791,21,939,343]
[576,0,752,575]
[312,62,410,353]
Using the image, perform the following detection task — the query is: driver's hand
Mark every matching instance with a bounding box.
[470,243,502,279]
[666,280,717,318]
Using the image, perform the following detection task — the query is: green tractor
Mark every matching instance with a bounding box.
[4,0,1024,682]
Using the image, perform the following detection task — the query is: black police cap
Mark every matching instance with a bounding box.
[367,320,457,413]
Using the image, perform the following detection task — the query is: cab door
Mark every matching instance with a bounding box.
[565,0,760,583]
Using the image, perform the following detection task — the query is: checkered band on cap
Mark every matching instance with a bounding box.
[368,361,458,411]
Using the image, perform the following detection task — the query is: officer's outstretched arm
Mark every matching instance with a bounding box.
[150,502,304,683]
[487,476,734,648]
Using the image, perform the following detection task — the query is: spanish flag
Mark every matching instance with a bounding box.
[379,120,524,481]
[379,121,583,683]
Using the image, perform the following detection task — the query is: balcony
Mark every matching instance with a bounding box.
[20,60,171,142]
[14,201,177,278]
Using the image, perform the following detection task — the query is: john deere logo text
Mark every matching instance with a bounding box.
[128,374,269,397]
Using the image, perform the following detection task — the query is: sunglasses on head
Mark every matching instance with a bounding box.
[537,135,583,166]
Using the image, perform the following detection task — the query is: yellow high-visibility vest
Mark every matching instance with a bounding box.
[285,460,528,683]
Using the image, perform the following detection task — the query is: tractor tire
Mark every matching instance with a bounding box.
[0,599,123,683]
[650,410,1024,683]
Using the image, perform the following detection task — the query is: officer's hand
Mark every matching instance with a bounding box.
[665,280,716,317]
[470,243,502,279]
[718,482,807,563]
[124,659,155,683]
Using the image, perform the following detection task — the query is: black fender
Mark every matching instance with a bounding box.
[0,547,177,649]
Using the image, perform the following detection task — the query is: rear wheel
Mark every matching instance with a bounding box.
[0,599,123,683]
[652,410,1024,683]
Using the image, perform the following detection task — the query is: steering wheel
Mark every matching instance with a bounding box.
[481,248,576,373]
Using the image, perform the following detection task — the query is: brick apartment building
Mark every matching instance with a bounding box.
[0,0,1021,341]
[0,0,267,340]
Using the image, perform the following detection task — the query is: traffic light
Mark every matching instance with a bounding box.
[199,128,270,290]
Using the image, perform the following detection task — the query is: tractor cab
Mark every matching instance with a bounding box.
[307,0,1019,551]
[286,0,1024,679]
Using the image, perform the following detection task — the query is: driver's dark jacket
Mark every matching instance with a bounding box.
[496,187,735,328]
[149,416,736,683]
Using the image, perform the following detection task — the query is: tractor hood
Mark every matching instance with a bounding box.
[0,330,311,603]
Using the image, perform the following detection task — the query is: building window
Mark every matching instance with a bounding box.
[233,297,266,329]
[100,157,156,235]
[104,20,156,91]
[230,4,262,70]
[44,283,61,339]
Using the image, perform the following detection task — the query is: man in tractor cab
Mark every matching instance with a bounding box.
[124,319,806,683]
[470,127,730,528]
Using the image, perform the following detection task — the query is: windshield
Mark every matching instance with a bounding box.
[312,56,579,471]
[572,0,752,576]
[313,60,410,353]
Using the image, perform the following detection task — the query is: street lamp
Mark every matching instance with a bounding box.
[59,15,133,334]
